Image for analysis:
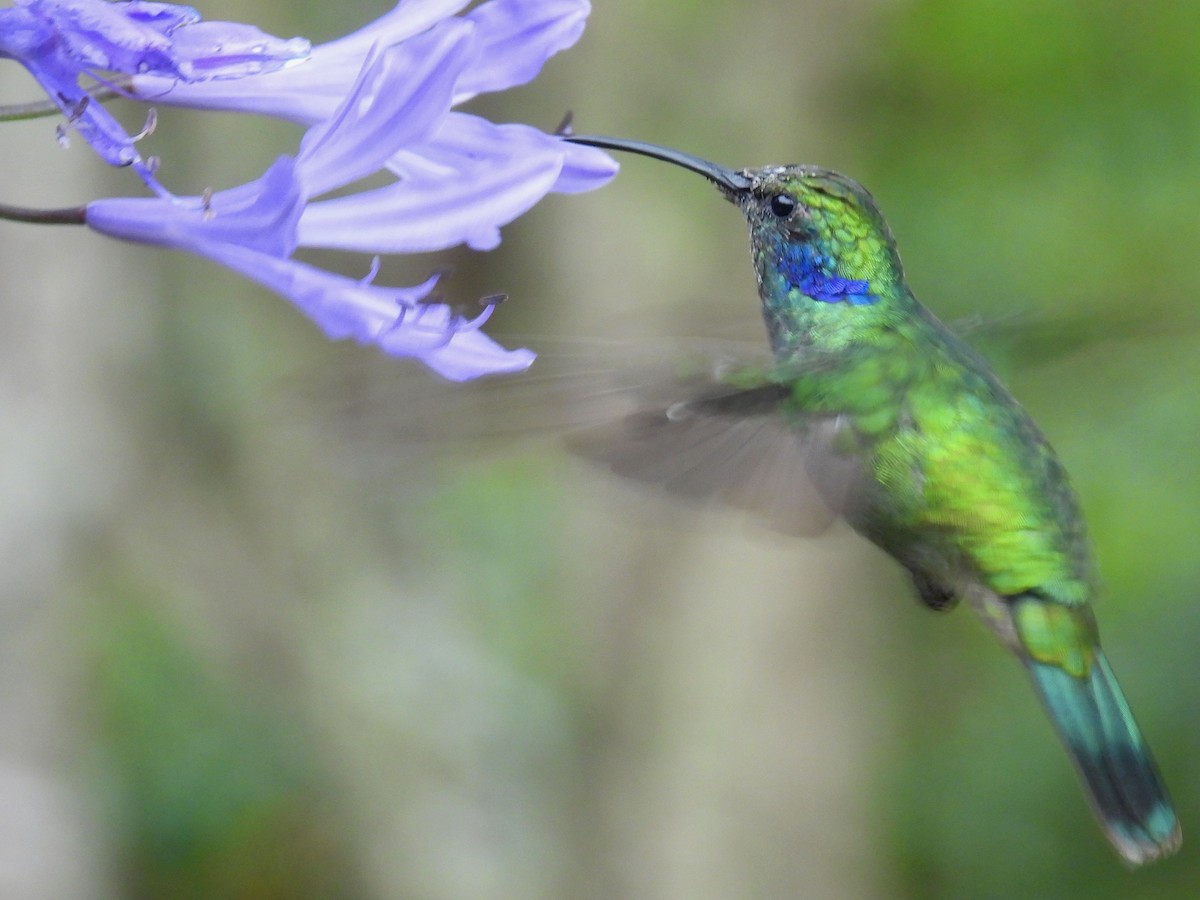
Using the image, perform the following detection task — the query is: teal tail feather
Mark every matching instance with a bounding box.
[1027,652,1181,865]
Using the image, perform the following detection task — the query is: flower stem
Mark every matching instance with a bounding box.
[0,83,124,124]
[0,203,86,225]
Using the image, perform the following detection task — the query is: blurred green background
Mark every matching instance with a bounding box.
[1,0,1198,897]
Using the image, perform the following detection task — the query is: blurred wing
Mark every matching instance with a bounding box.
[289,336,858,536]
[292,335,765,447]
[566,368,858,537]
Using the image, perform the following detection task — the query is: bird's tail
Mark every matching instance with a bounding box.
[1024,645,1180,865]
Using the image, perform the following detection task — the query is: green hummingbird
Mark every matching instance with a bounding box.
[562,134,1181,865]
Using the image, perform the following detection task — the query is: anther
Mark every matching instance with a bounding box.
[63,95,89,122]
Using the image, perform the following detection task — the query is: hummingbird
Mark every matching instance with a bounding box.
[561,134,1181,865]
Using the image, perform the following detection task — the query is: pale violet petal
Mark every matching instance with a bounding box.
[36,0,189,75]
[202,244,534,380]
[410,113,617,195]
[298,118,566,253]
[86,157,302,256]
[454,0,590,102]
[165,21,310,80]
[311,0,471,64]
[299,151,561,253]
[389,326,536,382]
[296,22,475,196]
[551,138,619,194]
[427,116,617,195]
[129,0,471,122]
[121,2,201,29]
[15,53,140,165]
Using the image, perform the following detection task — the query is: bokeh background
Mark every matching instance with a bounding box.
[1,0,1198,897]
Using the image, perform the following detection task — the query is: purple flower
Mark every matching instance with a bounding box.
[85,36,558,380]
[9,0,617,379]
[0,0,309,189]
[88,147,534,382]
[130,0,588,122]
[131,0,614,246]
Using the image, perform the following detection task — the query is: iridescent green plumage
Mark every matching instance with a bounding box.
[566,135,1180,865]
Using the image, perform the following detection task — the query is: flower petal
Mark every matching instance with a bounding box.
[32,0,195,77]
[310,0,471,66]
[86,156,303,256]
[296,22,476,197]
[0,4,150,167]
[298,117,567,253]
[14,54,140,166]
[550,137,619,194]
[386,323,536,382]
[206,244,535,380]
[161,21,310,80]
[129,0,471,122]
[420,114,617,195]
[0,0,307,186]
[454,0,590,102]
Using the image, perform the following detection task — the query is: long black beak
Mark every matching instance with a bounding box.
[564,135,752,194]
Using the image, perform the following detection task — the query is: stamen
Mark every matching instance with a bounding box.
[553,110,575,136]
[381,301,456,350]
[64,95,89,123]
[456,300,501,333]
[360,256,383,286]
[378,269,508,353]
[132,108,158,142]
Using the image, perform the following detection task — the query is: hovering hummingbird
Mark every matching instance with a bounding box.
[562,134,1180,865]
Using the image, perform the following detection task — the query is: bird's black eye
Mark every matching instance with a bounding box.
[769,193,796,218]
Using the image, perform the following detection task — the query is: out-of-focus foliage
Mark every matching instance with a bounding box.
[0,1,1196,898]
[82,572,365,899]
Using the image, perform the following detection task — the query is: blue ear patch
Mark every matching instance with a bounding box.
[780,245,877,306]
[804,274,876,306]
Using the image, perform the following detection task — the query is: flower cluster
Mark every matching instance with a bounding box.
[0,0,616,379]
[0,0,312,191]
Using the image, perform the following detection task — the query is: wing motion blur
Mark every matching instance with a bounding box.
[297,336,855,536]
